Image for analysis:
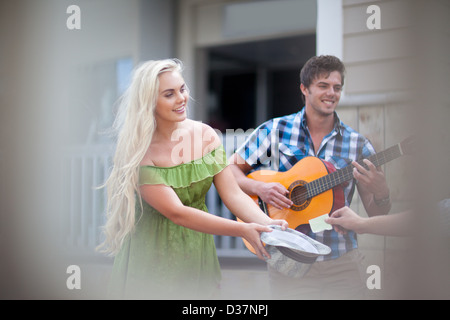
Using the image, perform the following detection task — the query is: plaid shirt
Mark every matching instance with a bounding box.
[236,108,376,260]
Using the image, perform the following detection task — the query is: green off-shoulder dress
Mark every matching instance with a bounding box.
[108,145,228,299]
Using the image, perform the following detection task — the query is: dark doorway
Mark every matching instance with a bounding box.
[268,68,304,119]
[206,34,315,131]
[208,67,256,132]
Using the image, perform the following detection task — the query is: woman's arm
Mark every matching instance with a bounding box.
[204,124,289,226]
[140,183,273,260]
[213,165,288,228]
[228,153,293,210]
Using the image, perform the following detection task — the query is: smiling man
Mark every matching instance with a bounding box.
[229,55,391,299]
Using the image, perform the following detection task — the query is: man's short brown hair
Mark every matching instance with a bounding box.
[300,55,346,103]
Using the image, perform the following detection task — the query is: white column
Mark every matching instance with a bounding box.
[316,0,343,59]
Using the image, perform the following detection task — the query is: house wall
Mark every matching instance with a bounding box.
[340,0,427,298]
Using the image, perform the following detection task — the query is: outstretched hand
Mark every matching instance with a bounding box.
[325,206,365,235]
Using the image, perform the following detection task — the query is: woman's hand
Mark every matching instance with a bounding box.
[268,219,289,230]
[245,219,288,260]
[241,223,273,261]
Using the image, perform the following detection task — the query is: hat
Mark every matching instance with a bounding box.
[261,225,331,278]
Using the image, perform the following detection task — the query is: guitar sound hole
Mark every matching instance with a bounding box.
[289,181,310,211]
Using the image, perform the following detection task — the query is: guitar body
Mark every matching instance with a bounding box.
[240,157,345,255]
[248,156,345,230]
[238,137,413,254]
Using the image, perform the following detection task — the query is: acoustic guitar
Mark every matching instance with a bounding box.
[241,136,414,254]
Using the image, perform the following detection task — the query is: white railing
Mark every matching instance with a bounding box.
[62,131,255,258]
[61,145,114,251]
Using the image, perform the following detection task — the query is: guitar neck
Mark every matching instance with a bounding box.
[307,143,403,198]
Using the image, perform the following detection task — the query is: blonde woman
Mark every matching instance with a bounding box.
[98,59,287,299]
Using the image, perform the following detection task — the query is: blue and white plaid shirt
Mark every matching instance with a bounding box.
[236,108,376,261]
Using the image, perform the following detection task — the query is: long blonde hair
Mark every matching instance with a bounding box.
[97,59,184,255]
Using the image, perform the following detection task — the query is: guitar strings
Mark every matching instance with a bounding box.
[289,146,401,205]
